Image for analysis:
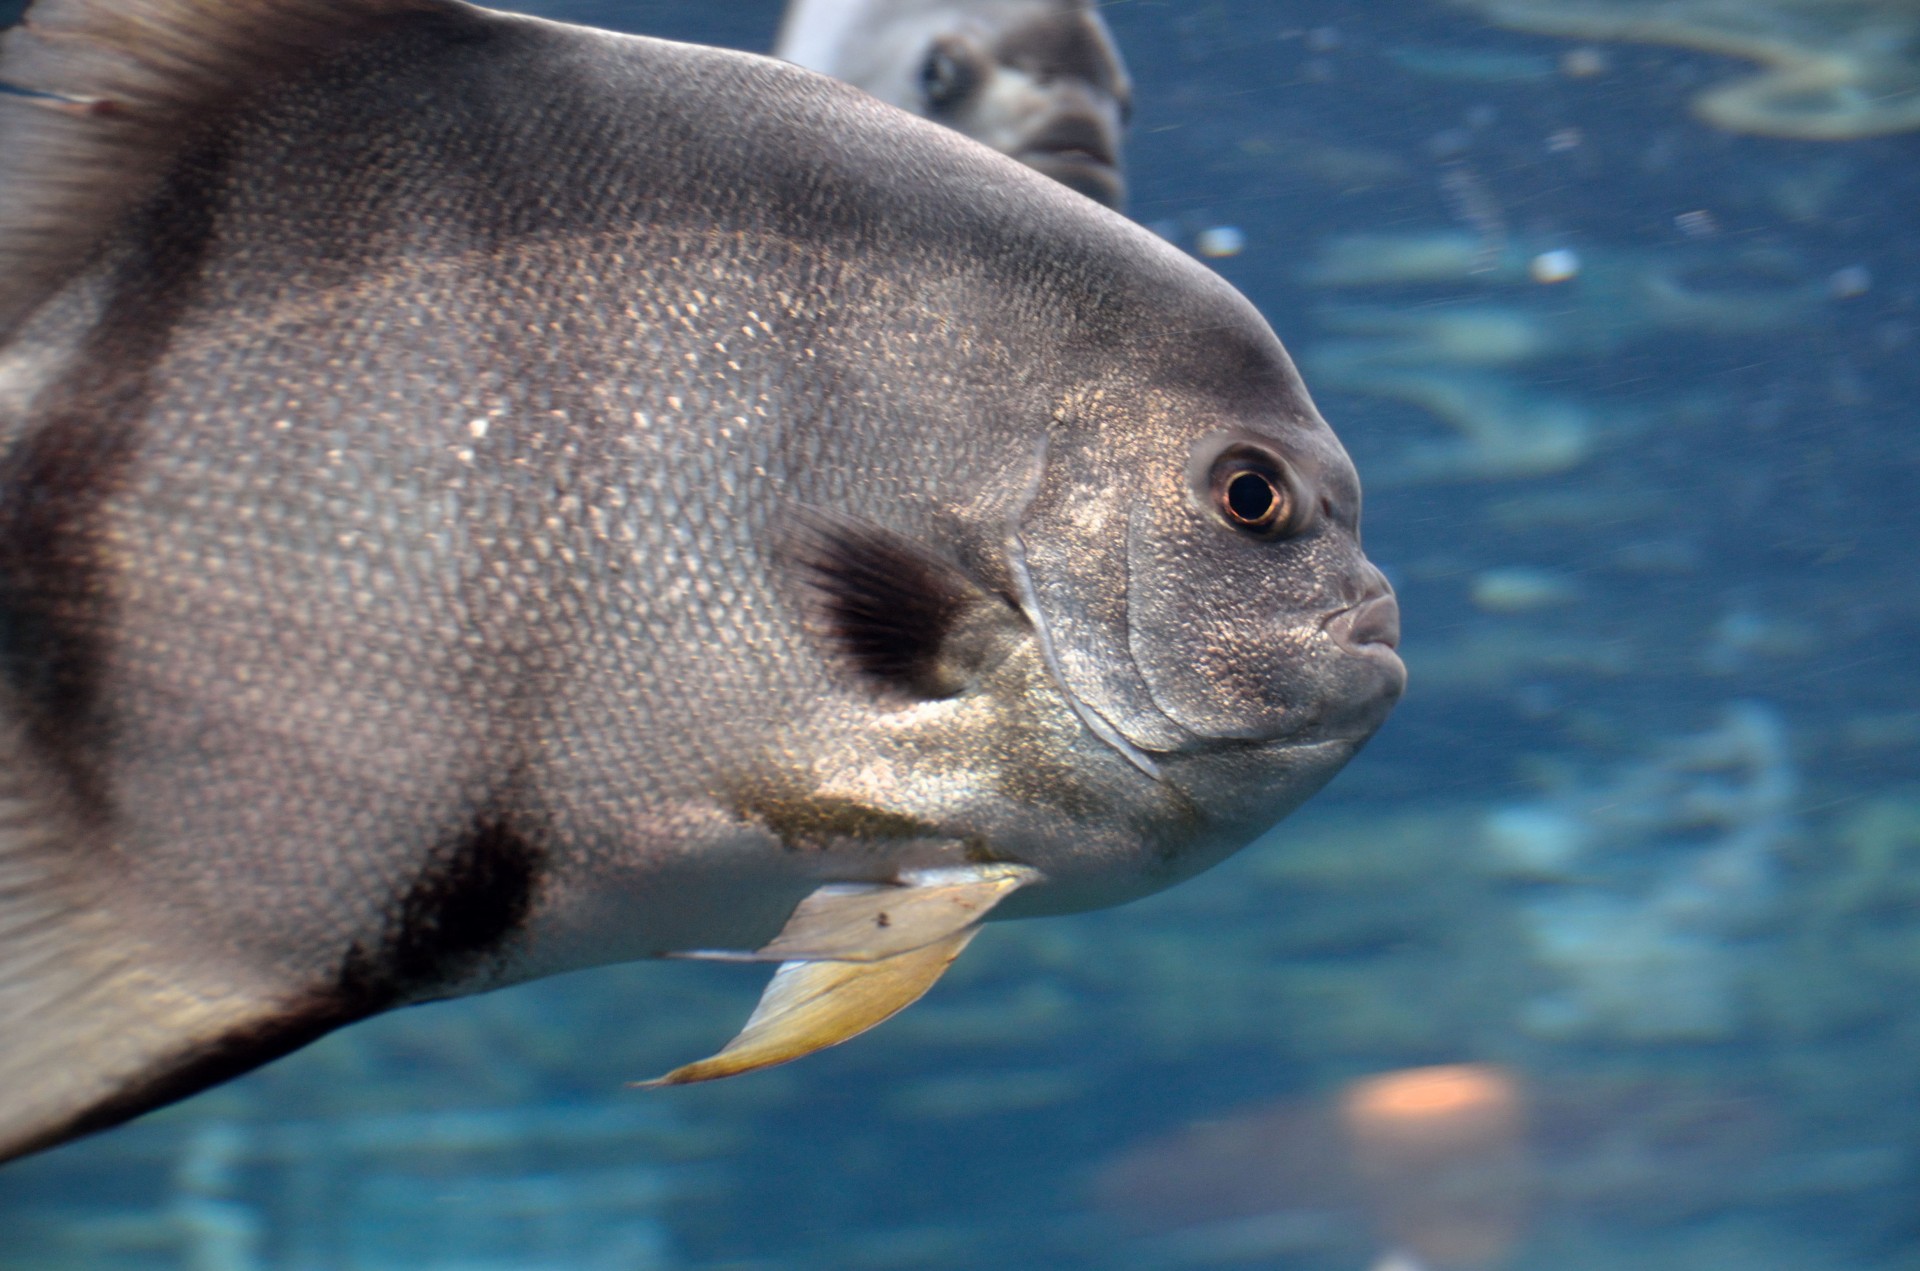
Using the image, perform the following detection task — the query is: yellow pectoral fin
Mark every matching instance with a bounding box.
[637,927,978,1087]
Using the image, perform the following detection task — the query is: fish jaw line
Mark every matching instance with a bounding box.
[1321,588,1405,664]
[1119,660,1400,755]
[1020,120,1118,171]
[1314,592,1409,737]
[1120,528,1405,750]
[1164,724,1372,772]
[1116,511,1366,756]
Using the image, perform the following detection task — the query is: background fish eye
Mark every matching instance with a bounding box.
[918,35,982,113]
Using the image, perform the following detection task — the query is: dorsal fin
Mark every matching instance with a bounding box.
[0,0,468,340]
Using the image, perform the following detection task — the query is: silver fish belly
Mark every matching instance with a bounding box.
[775,0,1132,207]
[0,0,1401,1161]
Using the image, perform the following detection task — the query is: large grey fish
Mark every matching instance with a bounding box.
[0,0,1402,1162]
[775,0,1131,207]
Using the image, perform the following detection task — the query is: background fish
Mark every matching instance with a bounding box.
[0,0,1400,1162]
[775,0,1131,207]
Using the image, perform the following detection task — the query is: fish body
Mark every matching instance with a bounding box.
[775,0,1130,206]
[0,0,1400,1160]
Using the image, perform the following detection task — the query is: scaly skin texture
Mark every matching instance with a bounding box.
[0,2,1400,1158]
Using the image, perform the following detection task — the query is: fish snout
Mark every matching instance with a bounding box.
[1017,113,1124,207]
[1327,590,1401,655]
[1022,113,1118,168]
[1319,579,1407,734]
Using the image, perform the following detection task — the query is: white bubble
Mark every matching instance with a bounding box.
[1829,264,1872,299]
[1305,25,1342,52]
[1545,126,1583,153]
[1195,226,1246,258]
[1560,46,1609,78]
[1529,248,1581,284]
[1470,566,1581,612]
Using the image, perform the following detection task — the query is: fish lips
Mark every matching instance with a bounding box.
[1325,589,1402,660]
[1313,591,1407,740]
[1015,116,1124,208]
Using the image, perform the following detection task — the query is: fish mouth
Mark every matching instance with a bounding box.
[1162,595,1408,754]
[1323,591,1403,658]
[1316,592,1408,737]
[1016,118,1123,206]
[1130,597,1406,755]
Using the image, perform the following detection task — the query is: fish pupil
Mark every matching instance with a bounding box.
[1225,470,1278,526]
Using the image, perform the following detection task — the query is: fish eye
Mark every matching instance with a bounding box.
[1207,448,1299,537]
[919,37,982,114]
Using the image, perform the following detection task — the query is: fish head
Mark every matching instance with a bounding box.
[916,1,1131,208]
[785,0,1132,207]
[1010,302,1404,886]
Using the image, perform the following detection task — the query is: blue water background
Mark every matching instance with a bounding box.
[3,0,1917,1267]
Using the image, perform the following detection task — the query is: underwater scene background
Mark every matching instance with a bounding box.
[2,0,1917,1267]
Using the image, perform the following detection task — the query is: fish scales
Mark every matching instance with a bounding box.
[0,0,1402,1159]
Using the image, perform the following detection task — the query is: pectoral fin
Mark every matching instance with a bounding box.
[786,509,1027,699]
[645,863,1039,1085]
[639,928,978,1087]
